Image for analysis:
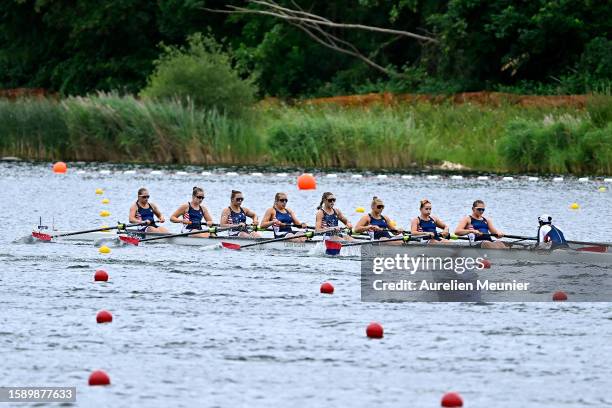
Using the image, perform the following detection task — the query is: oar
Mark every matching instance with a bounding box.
[119,226,235,246]
[221,227,338,250]
[503,234,611,248]
[32,222,146,241]
[324,233,430,255]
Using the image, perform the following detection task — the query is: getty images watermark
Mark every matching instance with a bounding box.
[361,245,612,302]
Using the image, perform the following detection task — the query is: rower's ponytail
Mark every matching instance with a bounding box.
[317,192,333,210]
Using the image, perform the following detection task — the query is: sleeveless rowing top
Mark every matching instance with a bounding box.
[368,214,391,239]
[418,216,440,240]
[136,202,156,228]
[469,216,492,241]
[538,224,569,248]
[274,208,294,237]
[320,208,339,236]
[185,202,205,230]
[228,206,247,236]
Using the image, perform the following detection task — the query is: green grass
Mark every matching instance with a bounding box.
[1,94,610,175]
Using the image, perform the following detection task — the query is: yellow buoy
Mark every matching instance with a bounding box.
[570,203,580,210]
[100,210,111,217]
[598,186,607,192]
[101,198,110,204]
[95,188,104,195]
[99,245,111,254]
[355,207,365,213]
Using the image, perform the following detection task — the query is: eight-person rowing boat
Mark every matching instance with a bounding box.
[30,186,610,263]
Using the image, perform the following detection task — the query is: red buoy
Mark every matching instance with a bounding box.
[297,173,316,190]
[88,370,110,386]
[96,310,113,323]
[441,392,463,407]
[52,161,67,174]
[552,291,568,301]
[320,282,334,294]
[366,322,383,339]
[94,269,109,282]
[481,259,492,269]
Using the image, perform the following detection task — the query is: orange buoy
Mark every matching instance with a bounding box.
[88,370,111,386]
[94,270,108,282]
[441,392,463,407]
[96,310,113,323]
[297,173,316,190]
[366,322,383,339]
[552,291,568,301]
[481,259,492,269]
[320,282,334,294]
[52,161,67,174]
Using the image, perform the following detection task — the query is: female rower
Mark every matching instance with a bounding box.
[454,200,506,249]
[170,186,214,237]
[354,196,403,244]
[260,193,307,240]
[219,190,261,238]
[128,188,169,233]
[410,199,450,244]
[315,192,353,240]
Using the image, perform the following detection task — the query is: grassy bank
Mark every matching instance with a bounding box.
[1,94,611,175]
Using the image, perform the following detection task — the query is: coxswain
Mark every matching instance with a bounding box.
[537,214,569,249]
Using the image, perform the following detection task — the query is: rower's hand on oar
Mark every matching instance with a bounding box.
[272,219,282,226]
[495,232,504,238]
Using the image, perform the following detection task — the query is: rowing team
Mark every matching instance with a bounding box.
[129,187,568,249]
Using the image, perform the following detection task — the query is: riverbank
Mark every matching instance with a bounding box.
[1,93,610,175]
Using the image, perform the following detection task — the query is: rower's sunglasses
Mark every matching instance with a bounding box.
[139,195,150,198]
[278,198,288,203]
[327,198,336,202]
[196,195,205,200]
[235,197,244,202]
[475,208,485,212]
[376,205,384,209]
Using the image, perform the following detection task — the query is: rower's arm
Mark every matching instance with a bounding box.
[203,207,214,226]
[288,209,305,228]
[336,209,353,229]
[487,218,504,237]
[151,203,165,223]
[454,217,472,236]
[353,215,370,233]
[219,208,231,227]
[410,218,420,235]
[315,210,324,232]
[170,204,189,224]
[128,204,139,224]
[244,207,259,224]
[259,208,275,229]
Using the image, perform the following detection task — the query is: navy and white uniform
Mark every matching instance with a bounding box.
[228,206,248,236]
[185,202,205,231]
[537,224,569,248]
[368,214,392,240]
[469,216,492,242]
[273,209,294,238]
[418,216,441,241]
[136,202,156,231]
[320,208,339,236]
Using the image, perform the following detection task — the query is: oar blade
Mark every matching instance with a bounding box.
[576,245,607,253]
[221,242,241,250]
[325,240,342,255]
[119,235,140,246]
[32,232,52,241]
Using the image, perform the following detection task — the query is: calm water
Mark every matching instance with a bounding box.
[1,162,611,407]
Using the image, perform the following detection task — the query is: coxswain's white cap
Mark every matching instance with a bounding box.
[538,214,552,223]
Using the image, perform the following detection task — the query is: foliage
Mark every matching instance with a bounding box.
[0,1,610,97]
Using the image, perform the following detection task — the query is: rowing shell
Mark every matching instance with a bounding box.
[32,230,611,265]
